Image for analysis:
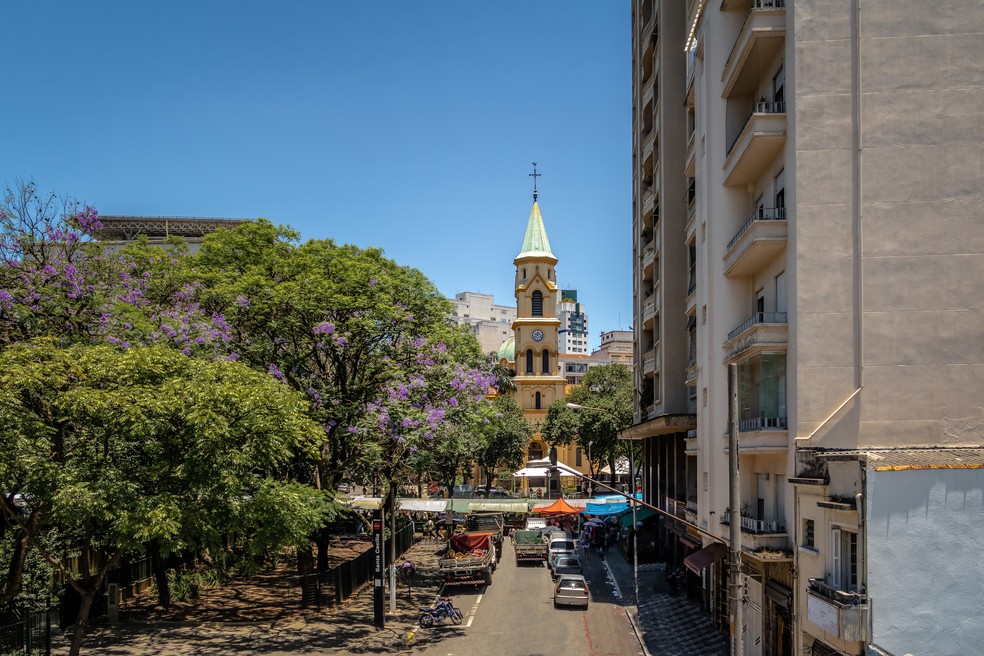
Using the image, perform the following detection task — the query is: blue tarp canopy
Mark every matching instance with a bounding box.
[594,493,642,502]
[582,502,629,516]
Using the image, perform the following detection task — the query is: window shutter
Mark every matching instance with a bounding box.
[830,527,842,589]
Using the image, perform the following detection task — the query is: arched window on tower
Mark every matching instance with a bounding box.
[535,391,542,409]
[526,349,534,375]
[542,350,550,374]
[528,442,543,461]
[532,290,543,317]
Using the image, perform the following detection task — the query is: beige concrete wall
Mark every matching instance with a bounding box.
[794,0,984,450]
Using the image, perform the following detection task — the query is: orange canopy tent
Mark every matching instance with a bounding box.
[533,498,579,515]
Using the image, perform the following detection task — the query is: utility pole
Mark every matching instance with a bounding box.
[729,363,743,656]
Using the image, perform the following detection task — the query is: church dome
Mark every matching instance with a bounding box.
[497,336,515,363]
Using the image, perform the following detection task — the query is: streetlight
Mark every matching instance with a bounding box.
[566,402,640,608]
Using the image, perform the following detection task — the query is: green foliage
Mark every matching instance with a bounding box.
[181,220,484,489]
[476,394,533,487]
[0,340,329,578]
[542,364,633,474]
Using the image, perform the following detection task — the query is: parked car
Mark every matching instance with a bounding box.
[554,574,589,608]
[549,555,582,579]
[337,482,351,494]
[547,536,577,566]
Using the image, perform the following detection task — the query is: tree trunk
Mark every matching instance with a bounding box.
[149,541,170,608]
[297,541,315,607]
[68,589,95,656]
[315,527,330,572]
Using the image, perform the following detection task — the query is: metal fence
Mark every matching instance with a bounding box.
[316,522,414,609]
[0,606,57,656]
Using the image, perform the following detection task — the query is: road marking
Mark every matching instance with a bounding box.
[602,557,623,599]
[465,593,483,627]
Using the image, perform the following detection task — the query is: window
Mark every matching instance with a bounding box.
[526,349,534,375]
[528,443,543,461]
[575,448,582,467]
[535,392,542,410]
[804,519,815,549]
[542,350,550,374]
[830,527,859,591]
[531,290,543,317]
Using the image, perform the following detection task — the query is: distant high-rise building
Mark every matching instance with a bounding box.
[448,292,516,355]
[557,289,589,355]
[591,330,633,367]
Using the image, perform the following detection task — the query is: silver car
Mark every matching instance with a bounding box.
[554,574,589,608]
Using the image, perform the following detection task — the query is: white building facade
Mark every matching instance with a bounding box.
[626,2,984,655]
[449,292,517,355]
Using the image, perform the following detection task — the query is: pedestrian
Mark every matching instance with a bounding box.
[581,534,591,560]
[424,516,435,541]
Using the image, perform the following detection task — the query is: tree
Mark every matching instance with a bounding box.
[475,394,533,495]
[542,364,633,481]
[0,340,331,656]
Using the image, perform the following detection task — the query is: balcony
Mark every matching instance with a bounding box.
[665,498,688,520]
[642,345,657,374]
[685,131,696,177]
[642,129,657,165]
[642,296,656,323]
[724,207,787,277]
[721,510,790,551]
[807,579,868,642]
[642,184,656,216]
[723,103,786,187]
[723,312,787,362]
[685,430,697,454]
[641,240,656,269]
[685,360,699,385]
[724,416,788,452]
[721,1,786,99]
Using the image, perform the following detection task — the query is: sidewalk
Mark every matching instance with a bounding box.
[53,538,449,655]
[603,547,728,656]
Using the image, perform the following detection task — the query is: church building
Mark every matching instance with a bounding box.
[497,174,588,493]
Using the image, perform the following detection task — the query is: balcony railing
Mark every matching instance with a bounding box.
[726,312,787,341]
[665,498,688,520]
[739,416,787,432]
[807,578,867,642]
[809,578,866,607]
[727,207,786,252]
[721,511,786,534]
[727,102,786,155]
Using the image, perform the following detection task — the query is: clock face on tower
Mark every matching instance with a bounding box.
[532,330,544,342]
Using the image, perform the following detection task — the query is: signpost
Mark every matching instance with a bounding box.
[372,510,384,629]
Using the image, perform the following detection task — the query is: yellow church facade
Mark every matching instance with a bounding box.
[493,186,590,496]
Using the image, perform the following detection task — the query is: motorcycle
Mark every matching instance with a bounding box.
[418,597,463,628]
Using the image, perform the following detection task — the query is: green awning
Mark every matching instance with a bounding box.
[619,507,657,527]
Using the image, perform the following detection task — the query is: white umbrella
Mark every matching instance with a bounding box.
[583,518,604,526]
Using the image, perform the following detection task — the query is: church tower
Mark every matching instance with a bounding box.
[511,171,568,430]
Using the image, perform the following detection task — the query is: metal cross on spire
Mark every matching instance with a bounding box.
[529,162,541,201]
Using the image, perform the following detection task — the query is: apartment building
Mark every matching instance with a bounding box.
[449,291,517,354]
[557,289,590,354]
[625,2,984,656]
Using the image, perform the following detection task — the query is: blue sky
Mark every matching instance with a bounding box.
[2,1,632,350]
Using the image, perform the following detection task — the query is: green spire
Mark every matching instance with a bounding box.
[517,201,555,260]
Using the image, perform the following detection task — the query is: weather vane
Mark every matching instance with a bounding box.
[529,162,541,202]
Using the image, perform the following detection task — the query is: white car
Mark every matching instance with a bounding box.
[547,537,576,566]
[554,574,589,608]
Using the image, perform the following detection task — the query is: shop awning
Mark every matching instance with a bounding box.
[582,502,629,516]
[533,498,580,515]
[467,500,531,513]
[397,499,449,512]
[683,542,728,574]
[513,462,581,477]
[619,507,657,527]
